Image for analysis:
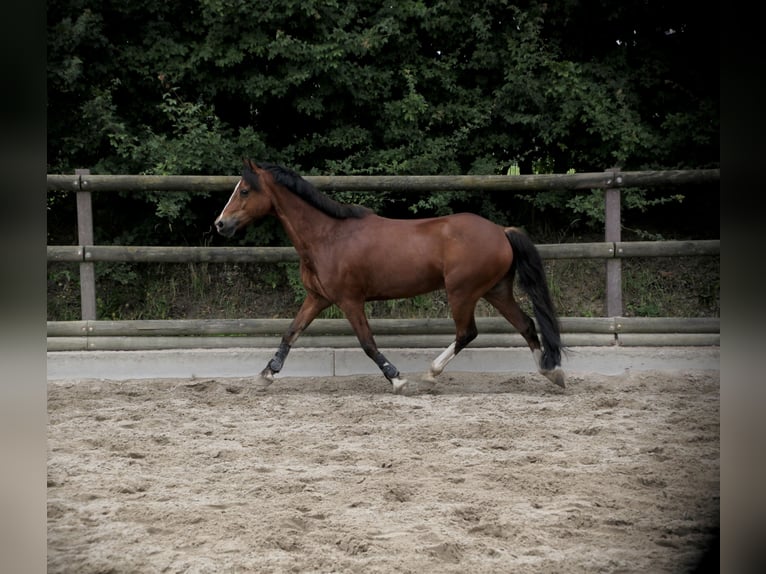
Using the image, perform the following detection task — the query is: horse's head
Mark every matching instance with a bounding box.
[214,159,275,238]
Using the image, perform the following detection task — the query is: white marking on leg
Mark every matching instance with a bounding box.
[532,348,543,371]
[429,342,457,379]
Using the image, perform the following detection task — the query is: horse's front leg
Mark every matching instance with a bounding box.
[340,301,409,394]
[257,293,330,386]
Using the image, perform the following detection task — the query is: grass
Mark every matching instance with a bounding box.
[47,253,719,322]
[622,256,720,317]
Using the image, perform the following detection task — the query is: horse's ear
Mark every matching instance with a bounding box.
[243,158,260,173]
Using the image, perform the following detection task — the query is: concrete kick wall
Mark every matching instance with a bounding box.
[47,346,720,381]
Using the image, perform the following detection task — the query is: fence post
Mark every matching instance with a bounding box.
[75,168,97,320]
[604,168,622,317]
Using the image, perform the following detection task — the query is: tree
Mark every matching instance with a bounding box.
[47,0,718,240]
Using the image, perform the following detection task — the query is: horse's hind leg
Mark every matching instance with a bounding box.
[484,278,565,387]
[426,296,479,381]
[258,292,330,386]
[339,300,409,394]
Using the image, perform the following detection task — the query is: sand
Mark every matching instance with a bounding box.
[47,369,719,573]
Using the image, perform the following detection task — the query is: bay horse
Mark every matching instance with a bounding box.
[215,160,565,393]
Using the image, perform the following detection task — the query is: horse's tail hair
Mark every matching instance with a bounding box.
[504,227,563,370]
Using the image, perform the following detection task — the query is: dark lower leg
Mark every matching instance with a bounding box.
[429,301,478,378]
[260,293,329,381]
[363,341,407,393]
[341,302,404,387]
[369,349,400,381]
[484,286,541,353]
[485,287,564,387]
[517,316,542,353]
[454,320,479,354]
[262,340,291,377]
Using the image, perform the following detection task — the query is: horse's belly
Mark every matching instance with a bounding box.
[365,272,444,301]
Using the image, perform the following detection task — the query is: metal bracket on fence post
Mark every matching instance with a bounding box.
[75,169,97,320]
[605,168,622,323]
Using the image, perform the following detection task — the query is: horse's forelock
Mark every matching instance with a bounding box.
[242,166,261,190]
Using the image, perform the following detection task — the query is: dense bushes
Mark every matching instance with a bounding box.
[47,1,719,320]
[48,1,718,238]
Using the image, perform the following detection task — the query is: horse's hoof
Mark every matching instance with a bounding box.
[255,372,275,389]
[391,377,409,394]
[543,367,566,388]
[423,371,438,383]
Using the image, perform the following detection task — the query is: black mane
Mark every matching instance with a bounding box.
[246,161,372,220]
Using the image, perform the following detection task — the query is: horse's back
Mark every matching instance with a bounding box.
[362,211,511,256]
[370,211,513,278]
[366,211,504,238]
[416,212,511,256]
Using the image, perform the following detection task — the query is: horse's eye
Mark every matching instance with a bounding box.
[240,188,249,197]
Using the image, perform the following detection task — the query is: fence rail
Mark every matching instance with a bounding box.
[46,240,720,263]
[47,169,720,193]
[47,317,720,352]
[47,169,720,350]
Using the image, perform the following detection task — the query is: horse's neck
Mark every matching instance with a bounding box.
[272,188,340,255]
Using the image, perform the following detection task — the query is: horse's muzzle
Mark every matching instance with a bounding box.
[215,218,237,238]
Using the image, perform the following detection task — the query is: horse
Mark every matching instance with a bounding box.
[214,159,565,393]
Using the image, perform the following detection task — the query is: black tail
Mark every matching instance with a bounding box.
[505,227,563,370]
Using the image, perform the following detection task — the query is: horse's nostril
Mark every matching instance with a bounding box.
[215,218,235,238]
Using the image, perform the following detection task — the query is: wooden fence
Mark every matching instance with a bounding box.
[46,169,720,351]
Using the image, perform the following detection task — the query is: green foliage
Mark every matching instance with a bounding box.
[282,263,307,305]
[46,0,719,265]
[48,0,718,178]
[407,190,467,216]
[105,90,266,176]
[521,187,685,232]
